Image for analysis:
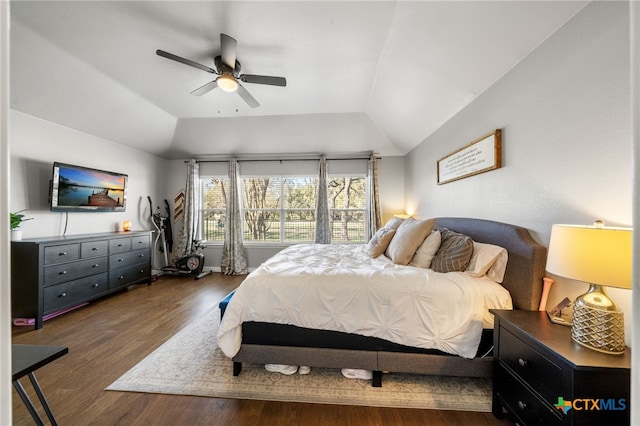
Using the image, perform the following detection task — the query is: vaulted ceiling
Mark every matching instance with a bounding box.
[10,1,587,159]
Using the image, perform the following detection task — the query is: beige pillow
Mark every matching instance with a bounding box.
[431,228,474,273]
[465,242,507,278]
[409,230,442,268]
[382,216,405,231]
[385,218,436,265]
[366,227,396,257]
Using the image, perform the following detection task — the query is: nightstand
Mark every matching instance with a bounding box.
[491,310,630,426]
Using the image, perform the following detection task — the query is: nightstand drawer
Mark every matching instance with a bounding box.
[499,327,562,404]
[496,365,562,426]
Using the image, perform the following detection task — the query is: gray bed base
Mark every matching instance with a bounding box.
[231,217,547,387]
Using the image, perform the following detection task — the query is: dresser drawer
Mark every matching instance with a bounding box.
[44,257,109,286]
[131,235,150,250]
[109,237,131,254]
[495,365,562,426]
[499,327,562,405]
[109,249,149,269]
[81,240,108,258]
[109,262,150,290]
[43,272,108,314]
[44,243,80,265]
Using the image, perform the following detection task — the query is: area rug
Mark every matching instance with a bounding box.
[107,308,492,412]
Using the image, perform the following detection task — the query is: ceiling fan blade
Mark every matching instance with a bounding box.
[236,83,260,108]
[156,49,217,74]
[240,74,287,87]
[220,34,238,70]
[191,80,218,96]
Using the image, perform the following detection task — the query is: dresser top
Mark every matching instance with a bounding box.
[13,230,151,244]
[491,309,631,370]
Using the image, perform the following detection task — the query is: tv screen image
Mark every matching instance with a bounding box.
[51,162,128,212]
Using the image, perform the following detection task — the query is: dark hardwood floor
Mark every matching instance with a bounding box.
[11,273,513,425]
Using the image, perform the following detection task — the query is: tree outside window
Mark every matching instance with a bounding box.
[328,176,366,243]
[201,177,228,241]
[202,174,367,244]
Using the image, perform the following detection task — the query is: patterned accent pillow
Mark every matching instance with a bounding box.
[366,227,396,258]
[431,228,474,273]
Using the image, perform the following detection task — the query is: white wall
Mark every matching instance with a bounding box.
[1,1,11,423]
[165,155,405,270]
[9,110,167,239]
[405,2,633,342]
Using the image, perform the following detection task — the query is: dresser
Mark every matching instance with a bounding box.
[11,231,152,329]
[491,309,630,425]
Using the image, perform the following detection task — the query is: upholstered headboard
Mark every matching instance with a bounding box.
[434,218,547,311]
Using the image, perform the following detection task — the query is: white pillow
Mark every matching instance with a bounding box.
[409,230,441,268]
[487,249,508,283]
[465,242,507,279]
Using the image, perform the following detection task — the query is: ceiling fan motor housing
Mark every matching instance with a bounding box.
[215,55,240,76]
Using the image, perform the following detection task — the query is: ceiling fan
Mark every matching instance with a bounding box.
[156,33,286,108]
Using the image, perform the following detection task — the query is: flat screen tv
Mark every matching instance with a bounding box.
[50,162,128,212]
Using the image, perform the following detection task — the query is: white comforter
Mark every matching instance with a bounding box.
[217,244,512,359]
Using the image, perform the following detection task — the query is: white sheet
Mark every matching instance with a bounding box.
[217,244,512,360]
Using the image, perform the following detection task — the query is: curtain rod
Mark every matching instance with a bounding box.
[186,156,380,164]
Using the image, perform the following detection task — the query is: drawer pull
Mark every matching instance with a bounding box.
[59,270,67,275]
[118,275,125,280]
[518,358,528,367]
[139,269,145,273]
[92,247,99,251]
[118,258,124,262]
[117,244,124,247]
[59,292,67,298]
[59,252,67,256]
[138,254,145,258]
[92,283,99,288]
[517,400,527,410]
[92,264,100,268]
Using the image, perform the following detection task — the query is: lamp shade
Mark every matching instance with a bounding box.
[546,224,632,289]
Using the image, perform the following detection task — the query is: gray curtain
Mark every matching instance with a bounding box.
[221,158,248,275]
[366,154,382,241]
[174,159,200,261]
[315,156,331,244]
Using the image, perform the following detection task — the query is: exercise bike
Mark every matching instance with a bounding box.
[148,196,212,280]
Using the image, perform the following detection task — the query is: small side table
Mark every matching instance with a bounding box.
[12,344,69,426]
[491,310,630,425]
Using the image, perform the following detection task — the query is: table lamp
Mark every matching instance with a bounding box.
[546,222,632,355]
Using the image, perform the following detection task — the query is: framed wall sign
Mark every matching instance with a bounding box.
[437,129,502,185]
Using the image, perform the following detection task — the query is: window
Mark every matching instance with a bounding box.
[201,177,228,241]
[242,176,318,243]
[200,161,368,245]
[240,175,366,244]
[328,176,366,243]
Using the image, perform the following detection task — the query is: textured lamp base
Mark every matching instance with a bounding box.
[571,285,625,355]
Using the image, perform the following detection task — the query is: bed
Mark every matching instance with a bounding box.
[217,217,547,387]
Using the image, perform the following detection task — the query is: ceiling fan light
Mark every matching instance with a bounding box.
[217,75,238,92]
